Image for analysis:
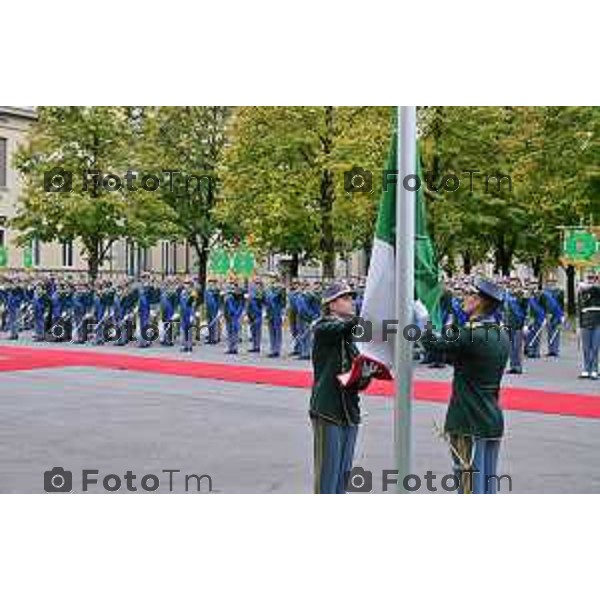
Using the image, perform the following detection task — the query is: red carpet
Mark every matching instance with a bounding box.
[0,344,598,419]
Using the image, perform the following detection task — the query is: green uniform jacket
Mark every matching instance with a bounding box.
[309,315,362,426]
[422,319,510,438]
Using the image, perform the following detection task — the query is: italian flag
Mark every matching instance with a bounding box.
[340,130,442,385]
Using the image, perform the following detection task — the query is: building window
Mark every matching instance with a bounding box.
[0,229,4,247]
[62,240,74,267]
[0,138,7,188]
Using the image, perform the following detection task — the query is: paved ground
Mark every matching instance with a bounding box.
[0,353,598,493]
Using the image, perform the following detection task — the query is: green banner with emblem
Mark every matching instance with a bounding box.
[0,246,7,268]
[561,227,600,267]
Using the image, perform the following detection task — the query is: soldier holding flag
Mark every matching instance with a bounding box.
[417,277,510,493]
[310,282,374,494]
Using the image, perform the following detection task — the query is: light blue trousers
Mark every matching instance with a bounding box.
[581,327,600,373]
[451,435,502,494]
[312,418,358,494]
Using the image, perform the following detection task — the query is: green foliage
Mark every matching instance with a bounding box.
[137,106,231,292]
[218,106,392,276]
[12,106,171,278]
[13,105,600,279]
[419,106,600,275]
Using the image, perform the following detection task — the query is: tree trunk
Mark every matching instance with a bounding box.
[462,250,472,274]
[193,236,209,305]
[290,252,299,278]
[86,238,101,283]
[88,250,99,283]
[531,256,542,281]
[494,240,512,276]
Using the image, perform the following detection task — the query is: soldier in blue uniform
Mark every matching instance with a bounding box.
[71,281,91,344]
[179,280,197,352]
[6,278,25,340]
[48,281,64,342]
[136,277,152,348]
[524,283,545,359]
[503,279,528,374]
[578,274,600,380]
[33,281,51,342]
[287,279,301,355]
[296,281,320,360]
[247,277,265,353]
[541,276,564,357]
[264,275,286,358]
[204,277,222,345]
[159,279,178,346]
[223,279,245,355]
[92,281,108,345]
[114,280,138,346]
[0,278,6,332]
[354,278,365,316]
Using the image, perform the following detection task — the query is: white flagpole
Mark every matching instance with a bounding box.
[394,106,416,493]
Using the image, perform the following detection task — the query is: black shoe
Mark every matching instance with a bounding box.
[248,348,260,353]
[225,349,238,355]
[428,363,445,369]
[508,367,523,374]
[267,352,280,358]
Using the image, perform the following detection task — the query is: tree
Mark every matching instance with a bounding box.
[419,106,600,277]
[139,106,231,297]
[12,106,170,280]
[219,106,392,278]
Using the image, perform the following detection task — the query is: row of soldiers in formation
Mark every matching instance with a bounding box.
[0,271,598,376]
[0,273,354,358]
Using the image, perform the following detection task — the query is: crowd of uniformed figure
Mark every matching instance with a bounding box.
[0,270,599,378]
[0,272,346,358]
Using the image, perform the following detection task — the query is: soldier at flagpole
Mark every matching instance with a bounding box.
[310,281,374,494]
[417,277,510,493]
